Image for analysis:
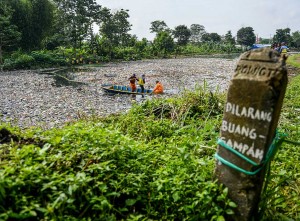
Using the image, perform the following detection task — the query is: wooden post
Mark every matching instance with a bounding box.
[214,48,288,220]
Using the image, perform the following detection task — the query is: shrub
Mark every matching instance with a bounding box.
[114,47,140,61]
[3,54,34,70]
[0,121,235,220]
[31,51,68,67]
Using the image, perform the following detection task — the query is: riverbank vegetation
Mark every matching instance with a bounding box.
[287,54,300,68]
[1,64,299,219]
[1,0,300,71]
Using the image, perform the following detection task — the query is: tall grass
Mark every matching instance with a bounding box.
[258,60,300,220]
[287,54,300,68]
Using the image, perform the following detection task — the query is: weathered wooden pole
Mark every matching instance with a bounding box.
[214,48,288,220]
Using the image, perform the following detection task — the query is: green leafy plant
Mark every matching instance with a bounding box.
[1,71,300,220]
[259,67,300,220]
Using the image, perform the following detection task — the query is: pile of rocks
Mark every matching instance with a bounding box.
[0,57,238,129]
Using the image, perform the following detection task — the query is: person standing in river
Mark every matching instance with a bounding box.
[138,74,146,93]
[128,74,138,92]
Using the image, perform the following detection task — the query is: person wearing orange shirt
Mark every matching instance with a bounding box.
[153,80,164,94]
[128,74,138,91]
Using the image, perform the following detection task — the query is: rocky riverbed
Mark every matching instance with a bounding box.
[0,57,238,129]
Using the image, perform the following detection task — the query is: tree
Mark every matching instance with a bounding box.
[95,35,113,59]
[8,0,55,51]
[273,28,292,45]
[190,24,206,44]
[209,33,221,42]
[31,0,55,48]
[150,20,169,34]
[291,31,300,49]
[173,25,191,46]
[201,33,221,43]
[98,8,132,47]
[224,30,235,45]
[112,9,132,46]
[135,38,148,51]
[153,31,174,57]
[201,33,211,42]
[53,0,101,50]
[0,2,21,64]
[134,38,148,57]
[7,0,32,50]
[237,27,256,47]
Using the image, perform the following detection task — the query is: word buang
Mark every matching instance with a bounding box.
[221,120,257,139]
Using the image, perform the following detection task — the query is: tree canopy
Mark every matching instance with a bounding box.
[150,20,169,34]
[173,25,191,46]
[291,31,300,48]
[153,31,174,57]
[237,27,256,47]
[99,8,132,47]
[201,33,221,43]
[190,24,206,44]
[53,0,101,49]
[7,0,55,51]
[273,28,292,45]
[224,31,235,45]
[0,2,21,64]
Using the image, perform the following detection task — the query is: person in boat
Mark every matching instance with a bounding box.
[153,80,164,94]
[138,74,146,93]
[128,74,138,91]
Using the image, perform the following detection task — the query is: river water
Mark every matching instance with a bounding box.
[0,57,239,129]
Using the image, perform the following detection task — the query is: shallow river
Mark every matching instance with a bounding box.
[0,57,238,129]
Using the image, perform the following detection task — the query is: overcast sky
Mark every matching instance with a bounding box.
[96,0,299,40]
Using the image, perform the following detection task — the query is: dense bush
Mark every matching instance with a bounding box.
[114,47,140,61]
[31,51,68,66]
[2,51,68,70]
[0,122,236,220]
[3,54,35,70]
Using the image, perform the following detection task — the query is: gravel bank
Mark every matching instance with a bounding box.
[0,57,238,129]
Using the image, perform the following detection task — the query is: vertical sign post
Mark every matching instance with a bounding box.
[214,48,288,220]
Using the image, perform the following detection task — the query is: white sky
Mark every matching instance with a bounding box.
[96,0,299,40]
